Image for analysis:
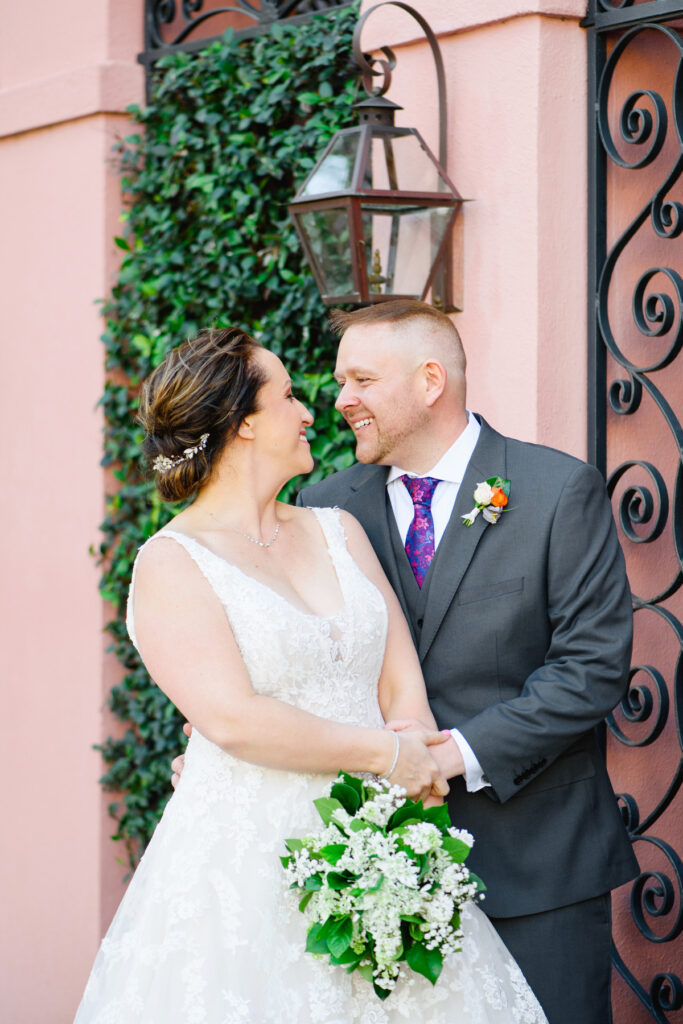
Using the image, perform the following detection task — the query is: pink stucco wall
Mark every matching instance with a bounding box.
[0,3,143,1021]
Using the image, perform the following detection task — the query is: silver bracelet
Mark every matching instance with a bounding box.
[378,731,400,782]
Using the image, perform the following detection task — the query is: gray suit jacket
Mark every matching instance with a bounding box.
[298,416,638,917]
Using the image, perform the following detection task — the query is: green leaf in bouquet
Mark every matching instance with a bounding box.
[280,855,291,868]
[365,873,384,893]
[408,921,425,942]
[330,781,362,814]
[357,962,374,984]
[373,981,392,1001]
[416,853,430,879]
[400,914,423,924]
[318,843,346,865]
[450,909,460,932]
[305,922,330,955]
[422,804,451,830]
[330,947,361,967]
[441,837,471,863]
[406,943,444,985]
[350,818,377,832]
[328,871,354,890]
[326,917,353,958]
[470,871,487,893]
[304,874,323,891]
[299,891,314,912]
[313,796,345,826]
[388,801,423,829]
[284,837,304,853]
[338,772,364,798]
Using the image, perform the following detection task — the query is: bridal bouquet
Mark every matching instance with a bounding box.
[281,773,485,999]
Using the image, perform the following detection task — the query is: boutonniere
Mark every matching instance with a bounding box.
[462,476,511,526]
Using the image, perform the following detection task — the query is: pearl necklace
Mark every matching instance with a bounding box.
[207,511,280,548]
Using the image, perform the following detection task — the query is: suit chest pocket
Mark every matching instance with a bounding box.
[456,576,525,606]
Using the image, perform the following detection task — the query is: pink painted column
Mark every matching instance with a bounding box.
[0,3,143,1021]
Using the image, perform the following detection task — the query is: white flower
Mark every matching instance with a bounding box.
[482,507,501,525]
[448,827,474,848]
[403,822,442,854]
[473,481,494,505]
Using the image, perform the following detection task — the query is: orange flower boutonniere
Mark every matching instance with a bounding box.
[462,476,511,526]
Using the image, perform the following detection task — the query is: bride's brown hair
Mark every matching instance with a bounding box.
[139,326,266,503]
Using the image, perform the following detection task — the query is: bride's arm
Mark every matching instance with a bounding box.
[132,537,443,798]
[338,512,440,731]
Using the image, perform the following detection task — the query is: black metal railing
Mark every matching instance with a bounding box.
[142,0,353,72]
[585,1,683,1020]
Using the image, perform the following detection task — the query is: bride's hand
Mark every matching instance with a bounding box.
[386,719,465,784]
[386,729,450,803]
[170,723,193,789]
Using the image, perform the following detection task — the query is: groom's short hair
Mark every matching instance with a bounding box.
[329,300,465,377]
[330,299,459,338]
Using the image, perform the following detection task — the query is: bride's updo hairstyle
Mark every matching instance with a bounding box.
[139,326,266,503]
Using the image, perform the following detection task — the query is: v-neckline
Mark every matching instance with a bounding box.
[159,518,347,621]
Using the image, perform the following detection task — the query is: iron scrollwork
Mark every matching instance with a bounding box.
[588,2,683,1019]
[145,0,352,51]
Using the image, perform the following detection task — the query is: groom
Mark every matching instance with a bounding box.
[297,300,638,1024]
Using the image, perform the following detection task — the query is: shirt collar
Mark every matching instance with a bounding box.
[386,411,481,486]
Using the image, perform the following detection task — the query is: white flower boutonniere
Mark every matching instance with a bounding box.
[462,476,511,526]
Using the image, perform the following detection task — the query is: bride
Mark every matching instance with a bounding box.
[75,326,547,1023]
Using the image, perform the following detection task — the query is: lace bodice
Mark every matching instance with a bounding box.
[126,506,388,731]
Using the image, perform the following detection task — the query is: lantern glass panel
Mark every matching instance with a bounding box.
[361,205,452,297]
[367,133,449,194]
[297,207,354,296]
[301,134,359,197]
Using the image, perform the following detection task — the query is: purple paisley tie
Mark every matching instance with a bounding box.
[401,475,440,588]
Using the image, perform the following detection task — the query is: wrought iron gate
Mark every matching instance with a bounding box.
[584,2,683,1020]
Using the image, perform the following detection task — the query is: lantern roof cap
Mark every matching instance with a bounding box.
[353,95,403,112]
[354,94,402,126]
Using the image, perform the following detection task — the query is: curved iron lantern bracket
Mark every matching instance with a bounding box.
[352,2,449,174]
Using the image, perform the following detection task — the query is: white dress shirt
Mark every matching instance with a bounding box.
[386,412,490,793]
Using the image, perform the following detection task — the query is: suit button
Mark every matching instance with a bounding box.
[417,617,424,628]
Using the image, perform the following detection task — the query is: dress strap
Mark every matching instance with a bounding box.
[125,529,227,651]
[307,506,349,569]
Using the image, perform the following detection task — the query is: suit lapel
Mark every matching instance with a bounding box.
[342,466,414,635]
[418,418,508,661]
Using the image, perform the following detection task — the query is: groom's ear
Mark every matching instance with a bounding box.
[422,360,447,407]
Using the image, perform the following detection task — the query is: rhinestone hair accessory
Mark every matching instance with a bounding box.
[152,433,209,473]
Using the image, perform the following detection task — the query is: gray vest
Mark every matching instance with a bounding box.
[387,496,440,647]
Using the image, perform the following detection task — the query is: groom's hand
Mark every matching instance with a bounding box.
[170,722,193,789]
[385,719,465,783]
[388,729,450,803]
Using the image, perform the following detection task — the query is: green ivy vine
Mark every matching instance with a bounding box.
[99,5,359,868]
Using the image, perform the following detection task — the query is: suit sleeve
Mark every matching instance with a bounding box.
[458,462,633,804]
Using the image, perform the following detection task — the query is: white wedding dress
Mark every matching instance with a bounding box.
[75,507,547,1024]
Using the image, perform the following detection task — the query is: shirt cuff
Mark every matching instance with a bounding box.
[449,729,491,792]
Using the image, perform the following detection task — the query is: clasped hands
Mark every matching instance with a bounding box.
[383,719,464,805]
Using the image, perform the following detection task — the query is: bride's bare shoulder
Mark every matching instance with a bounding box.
[133,531,205,596]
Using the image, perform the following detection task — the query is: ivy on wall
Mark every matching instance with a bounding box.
[99,5,359,867]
